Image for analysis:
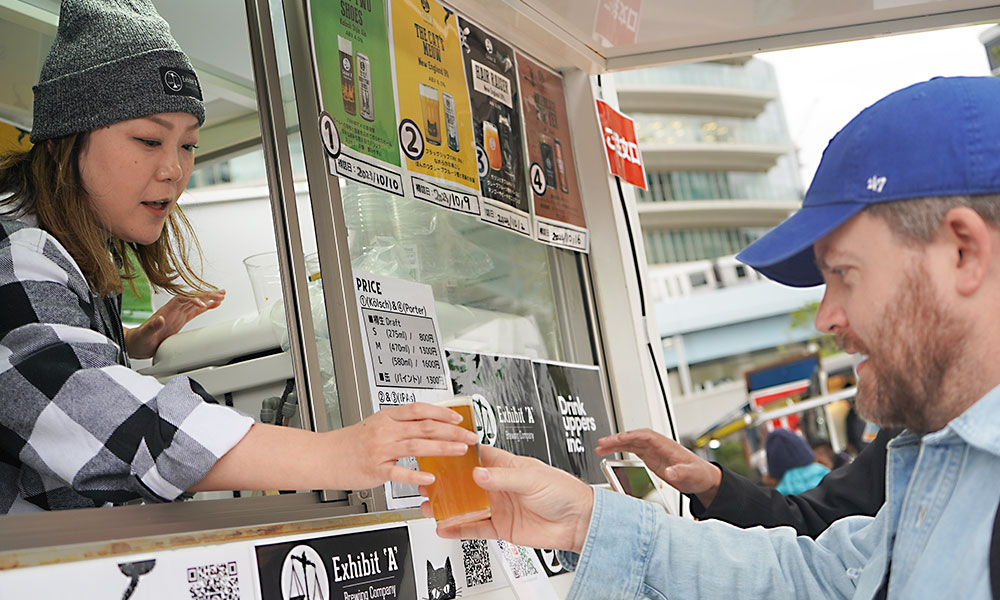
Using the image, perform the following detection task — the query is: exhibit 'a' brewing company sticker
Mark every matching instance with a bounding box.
[254,526,414,600]
[307,0,404,196]
[446,350,551,464]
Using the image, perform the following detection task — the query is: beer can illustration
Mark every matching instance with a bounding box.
[419,83,441,146]
[539,133,556,188]
[554,138,569,193]
[484,121,502,171]
[338,36,356,116]
[443,91,459,152]
[357,52,374,122]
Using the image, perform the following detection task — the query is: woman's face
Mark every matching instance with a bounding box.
[78,112,200,245]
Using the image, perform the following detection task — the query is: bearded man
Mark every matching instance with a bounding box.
[425,76,1000,600]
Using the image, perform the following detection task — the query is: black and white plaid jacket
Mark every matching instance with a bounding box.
[0,215,253,513]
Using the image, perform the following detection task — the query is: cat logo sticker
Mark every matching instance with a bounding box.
[280,545,329,600]
[471,394,498,446]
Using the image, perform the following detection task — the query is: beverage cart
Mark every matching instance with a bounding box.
[0,1,997,597]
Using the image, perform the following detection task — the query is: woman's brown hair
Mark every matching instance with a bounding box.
[0,135,213,297]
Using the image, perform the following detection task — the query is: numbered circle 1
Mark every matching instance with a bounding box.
[476,145,489,179]
[398,118,425,161]
[529,162,547,196]
[319,112,340,158]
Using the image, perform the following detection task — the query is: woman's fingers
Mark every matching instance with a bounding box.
[385,463,435,486]
[384,401,464,424]
[386,439,470,460]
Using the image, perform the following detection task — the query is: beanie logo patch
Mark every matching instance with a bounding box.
[159,67,203,101]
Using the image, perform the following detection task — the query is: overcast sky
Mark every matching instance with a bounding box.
[761,24,996,190]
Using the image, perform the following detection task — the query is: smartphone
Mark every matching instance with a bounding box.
[601,458,673,514]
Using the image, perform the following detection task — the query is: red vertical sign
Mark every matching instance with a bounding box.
[595,99,647,190]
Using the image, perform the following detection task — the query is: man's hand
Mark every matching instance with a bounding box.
[596,429,722,508]
[421,446,594,554]
[124,290,225,359]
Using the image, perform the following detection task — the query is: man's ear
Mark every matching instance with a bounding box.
[943,207,992,296]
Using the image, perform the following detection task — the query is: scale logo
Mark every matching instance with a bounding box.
[280,544,329,600]
[163,70,184,93]
[471,393,498,446]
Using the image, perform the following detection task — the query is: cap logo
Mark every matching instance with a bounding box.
[867,175,887,193]
[158,66,203,100]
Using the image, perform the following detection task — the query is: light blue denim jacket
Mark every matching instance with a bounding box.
[562,385,1000,599]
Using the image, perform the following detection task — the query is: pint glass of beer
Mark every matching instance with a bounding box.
[416,396,492,529]
[419,83,442,146]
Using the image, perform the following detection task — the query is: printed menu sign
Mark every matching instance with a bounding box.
[390,0,480,213]
[534,361,611,484]
[458,18,530,237]
[308,0,404,196]
[446,351,550,463]
[517,52,588,252]
[354,270,452,509]
[255,526,414,600]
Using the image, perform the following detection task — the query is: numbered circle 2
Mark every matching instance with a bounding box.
[529,162,547,196]
[319,112,340,158]
[398,118,425,161]
[476,145,489,179]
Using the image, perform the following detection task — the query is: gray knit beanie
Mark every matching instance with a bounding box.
[30,0,205,143]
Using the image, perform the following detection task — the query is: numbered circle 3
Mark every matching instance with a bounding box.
[476,145,489,179]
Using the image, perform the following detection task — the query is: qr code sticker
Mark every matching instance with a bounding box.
[496,541,538,579]
[186,561,240,600]
[462,539,493,587]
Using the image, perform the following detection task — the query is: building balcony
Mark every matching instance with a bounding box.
[640,142,792,172]
[636,199,799,229]
[617,83,777,118]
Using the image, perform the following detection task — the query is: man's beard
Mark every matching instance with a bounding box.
[837,264,966,434]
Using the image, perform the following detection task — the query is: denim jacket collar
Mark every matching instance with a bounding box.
[887,383,1000,456]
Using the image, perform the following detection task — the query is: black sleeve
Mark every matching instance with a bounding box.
[689,427,896,538]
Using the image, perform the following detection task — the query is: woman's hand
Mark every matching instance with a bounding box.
[192,402,478,493]
[421,446,595,553]
[124,290,225,359]
[327,402,480,490]
[596,428,723,507]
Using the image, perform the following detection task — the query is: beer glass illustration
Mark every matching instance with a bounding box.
[338,36,356,116]
[555,138,569,193]
[483,121,502,171]
[498,113,513,177]
[416,396,492,529]
[539,133,556,188]
[419,83,441,146]
[357,52,374,122]
[443,91,459,152]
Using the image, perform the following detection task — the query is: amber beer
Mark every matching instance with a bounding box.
[419,83,442,146]
[416,396,492,528]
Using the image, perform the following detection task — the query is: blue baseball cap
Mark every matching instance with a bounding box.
[736,76,1000,287]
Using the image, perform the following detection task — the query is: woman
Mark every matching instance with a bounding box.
[0,0,473,514]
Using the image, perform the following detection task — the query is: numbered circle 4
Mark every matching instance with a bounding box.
[529,162,546,196]
[398,118,425,161]
[319,112,340,158]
